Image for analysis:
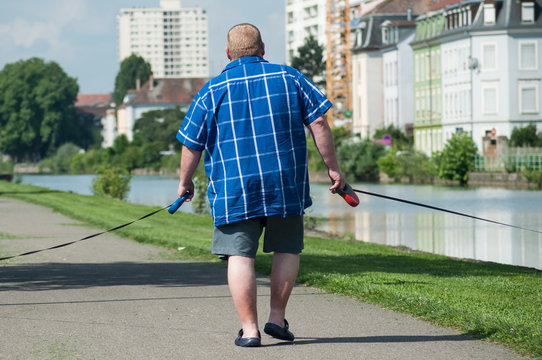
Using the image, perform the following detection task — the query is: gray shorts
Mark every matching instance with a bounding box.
[212,216,304,258]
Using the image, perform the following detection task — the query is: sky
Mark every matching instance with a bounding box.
[0,0,285,94]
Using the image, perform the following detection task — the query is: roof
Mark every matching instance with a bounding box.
[75,94,112,107]
[412,0,542,45]
[352,0,431,51]
[428,0,463,12]
[126,77,207,106]
[363,0,435,15]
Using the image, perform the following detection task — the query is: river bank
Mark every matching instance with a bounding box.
[0,180,540,358]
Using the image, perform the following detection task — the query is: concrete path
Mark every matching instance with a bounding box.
[0,197,528,360]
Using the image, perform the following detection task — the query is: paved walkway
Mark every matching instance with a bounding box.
[0,197,528,360]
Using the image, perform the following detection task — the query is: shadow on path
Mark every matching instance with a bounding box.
[263,334,476,347]
[0,262,229,291]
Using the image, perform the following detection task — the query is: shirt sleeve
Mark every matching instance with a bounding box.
[176,87,208,151]
[293,70,332,126]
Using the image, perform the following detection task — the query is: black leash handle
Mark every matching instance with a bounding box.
[351,187,542,235]
[0,198,186,262]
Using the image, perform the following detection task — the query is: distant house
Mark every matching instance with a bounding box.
[410,0,542,155]
[350,0,430,138]
[117,76,207,141]
[75,94,116,148]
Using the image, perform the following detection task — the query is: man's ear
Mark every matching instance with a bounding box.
[226,46,232,60]
[261,42,265,57]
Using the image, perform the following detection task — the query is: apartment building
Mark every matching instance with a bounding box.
[350,0,430,138]
[117,0,209,79]
[411,0,542,155]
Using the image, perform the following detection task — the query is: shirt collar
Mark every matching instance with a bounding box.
[222,56,268,73]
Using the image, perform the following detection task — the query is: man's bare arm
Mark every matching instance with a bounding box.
[177,145,203,202]
[308,116,346,192]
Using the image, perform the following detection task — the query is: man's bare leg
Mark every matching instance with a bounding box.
[267,252,300,327]
[227,256,259,337]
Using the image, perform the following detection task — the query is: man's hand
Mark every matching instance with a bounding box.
[328,168,346,194]
[177,179,195,202]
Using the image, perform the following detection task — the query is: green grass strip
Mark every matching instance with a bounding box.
[0,180,540,358]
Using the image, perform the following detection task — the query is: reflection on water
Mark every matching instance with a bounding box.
[309,183,542,270]
[18,175,542,270]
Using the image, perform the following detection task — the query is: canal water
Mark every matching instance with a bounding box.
[19,174,542,270]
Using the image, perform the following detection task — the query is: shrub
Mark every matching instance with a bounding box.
[191,175,210,215]
[337,139,386,182]
[50,143,81,173]
[378,148,435,183]
[509,124,542,147]
[522,168,542,188]
[437,132,478,186]
[0,159,14,174]
[92,166,132,200]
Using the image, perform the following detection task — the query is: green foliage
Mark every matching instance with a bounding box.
[307,126,351,172]
[0,159,14,174]
[378,148,436,183]
[133,107,186,152]
[48,143,81,174]
[191,175,210,215]
[91,165,132,200]
[113,54,152,106]
[291,35,326,87]
[0,57,79,161]
[509,124,542,147]
[337,139,386,182]
[522,168,542,188]
[372,125,413,150]
[331,126,350,148]
[437,132,478,186]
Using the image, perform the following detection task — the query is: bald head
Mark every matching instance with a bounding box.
[226,23,265,61]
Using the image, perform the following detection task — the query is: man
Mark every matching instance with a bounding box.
[176,23,345,347]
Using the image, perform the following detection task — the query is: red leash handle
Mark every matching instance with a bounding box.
[336,183,360,207]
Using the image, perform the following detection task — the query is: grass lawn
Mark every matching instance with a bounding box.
[0,180,540,358]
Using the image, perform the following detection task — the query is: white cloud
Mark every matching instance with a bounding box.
[9,19,61,48]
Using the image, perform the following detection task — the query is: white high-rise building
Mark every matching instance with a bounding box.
[117,0,209,79]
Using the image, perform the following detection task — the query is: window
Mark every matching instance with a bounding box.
[482,43,497,71]
[519,41,538,70]
[382,27,389,44]
[519,82,539,113]
[484,4,496,25]
[482,85,498,114]
[521,2,535,23]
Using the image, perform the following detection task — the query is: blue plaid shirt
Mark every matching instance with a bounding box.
[177,56,332,226]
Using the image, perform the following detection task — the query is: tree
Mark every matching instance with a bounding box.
[0,58,79,161]
[133,107,186,151]
[337,139,386,182]
[372,125,413,150]
[509,124,542,147]
[113,54,152,106]
[436,132,478,186]
[291,35,326,87]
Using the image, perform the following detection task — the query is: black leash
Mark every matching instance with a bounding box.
[0,203,173,262]
[351,187,542,235]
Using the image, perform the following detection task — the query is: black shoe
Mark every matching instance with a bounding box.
[264,319,295,341]
[234,329,261,347]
